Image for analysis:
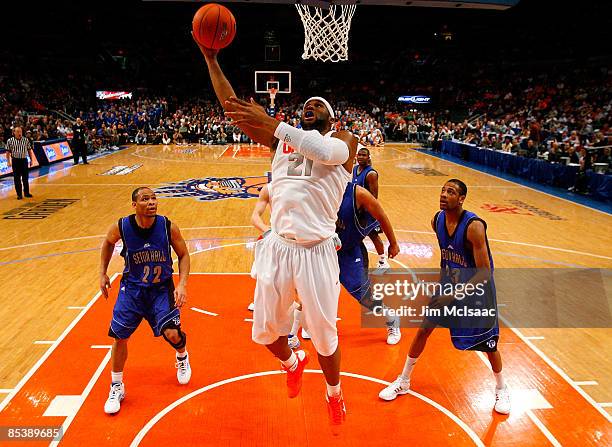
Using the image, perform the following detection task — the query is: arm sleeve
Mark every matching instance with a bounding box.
[274,122,349,165]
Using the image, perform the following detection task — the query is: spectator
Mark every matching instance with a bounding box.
[161,132,171,145]
[408,122,418,142]
[135,129,147,145]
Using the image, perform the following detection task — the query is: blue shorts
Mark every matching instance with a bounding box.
[338,243,370,302]
[426,286,500,352]
[450,326,499,352]
[109,280,180,339]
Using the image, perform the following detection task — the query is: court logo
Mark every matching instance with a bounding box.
[396,164,446,176]
[481,203,533,215]
[407,167,446,176]
[155,173,270,201]
[481,200,564,220]
[3,198,79,219]
[98,164,142,176]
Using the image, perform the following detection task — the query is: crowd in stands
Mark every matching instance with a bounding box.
[1,62,609,179]
[421,66,612,175]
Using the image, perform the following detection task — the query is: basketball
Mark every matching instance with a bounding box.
[192,3,236,50]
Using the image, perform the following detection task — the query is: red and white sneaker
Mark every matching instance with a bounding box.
[326,391,346,434]
[282,350,309,398]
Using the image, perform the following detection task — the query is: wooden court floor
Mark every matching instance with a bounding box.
[0,143,610,445]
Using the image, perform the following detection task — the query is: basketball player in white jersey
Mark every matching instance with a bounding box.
[197,42,357,430]
[249,183,306,349]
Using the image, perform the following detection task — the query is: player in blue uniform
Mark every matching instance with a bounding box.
[352,146,388,268]
[99,187,191,414]
[378,179,510,414]
[336,182,401,344]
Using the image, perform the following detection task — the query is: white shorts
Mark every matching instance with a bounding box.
[251,231,341,356]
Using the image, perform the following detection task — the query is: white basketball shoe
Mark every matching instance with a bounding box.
[104,382,125,414]
[378,376,410,401]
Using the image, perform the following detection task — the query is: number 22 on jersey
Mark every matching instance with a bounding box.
[142,265,163,284]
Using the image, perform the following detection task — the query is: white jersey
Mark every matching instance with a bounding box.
[269,131,351,244]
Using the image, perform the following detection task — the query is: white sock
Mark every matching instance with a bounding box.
[290,308,302,336]
[281,351,298,372]
[176,350,188,360]
[384,307,398,326]
[400,356,418,381]
[326,381,341,397]
[494,371,505,389]
[111,371,123,384]
[379,254,387,261]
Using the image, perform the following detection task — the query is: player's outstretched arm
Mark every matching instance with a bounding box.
[251,185,271,234]
[170,223,190,308]
[99,222,121,299]
[194,38,277,148]
[355,186,399,259]
[466,220,492,284]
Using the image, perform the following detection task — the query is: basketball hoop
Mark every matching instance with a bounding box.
[295,2,357,63]
[268,87,278,108]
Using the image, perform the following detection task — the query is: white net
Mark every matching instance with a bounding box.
[295,3,357,63]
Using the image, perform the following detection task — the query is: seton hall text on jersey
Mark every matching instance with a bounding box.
[132,250,167,264]
[441,248,467,267]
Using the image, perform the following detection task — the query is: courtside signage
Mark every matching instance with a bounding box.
[398,95,431,104]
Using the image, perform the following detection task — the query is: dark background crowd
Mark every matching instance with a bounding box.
[1,0,610,177]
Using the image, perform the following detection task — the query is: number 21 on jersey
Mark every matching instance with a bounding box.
[283,143,313,177]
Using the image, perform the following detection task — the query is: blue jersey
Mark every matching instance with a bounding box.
[337,183,379,249]
[434,210,499,351]
[119,215,173,287]
[352,165,377,188]
[336,183,378,302]
[434,210,495,283]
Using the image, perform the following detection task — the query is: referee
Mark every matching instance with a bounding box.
[6,126,34,200]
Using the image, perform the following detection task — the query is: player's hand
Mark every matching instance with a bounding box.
[174,284,187,308]
[388,241,400,259]
[191,32,219,60]
[100,273,111,299]
[224,97,275,128]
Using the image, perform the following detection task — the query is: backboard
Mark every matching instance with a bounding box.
[254,71,292,95]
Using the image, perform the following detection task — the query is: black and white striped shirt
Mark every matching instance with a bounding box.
[6,137,32,159]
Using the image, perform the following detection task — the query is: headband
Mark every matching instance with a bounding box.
[304,96,335,119]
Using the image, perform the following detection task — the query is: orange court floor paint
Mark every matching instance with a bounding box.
[0,274,609,446]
